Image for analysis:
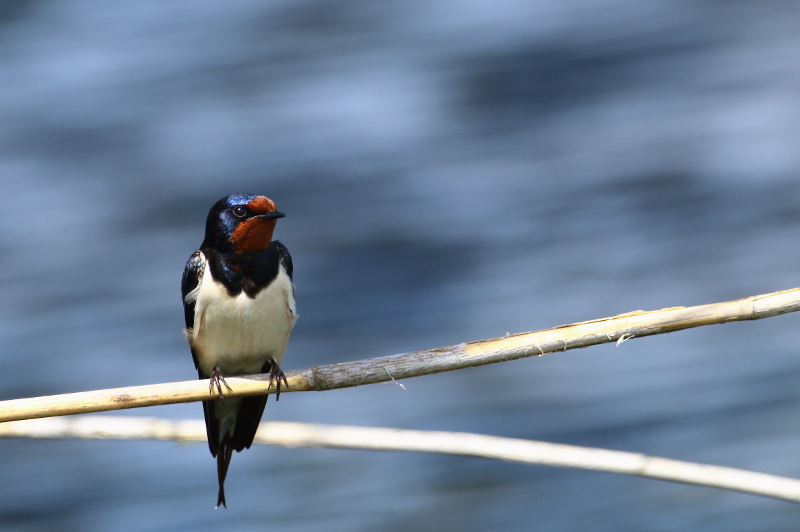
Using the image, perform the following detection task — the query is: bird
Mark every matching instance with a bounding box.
[181,193,296,508]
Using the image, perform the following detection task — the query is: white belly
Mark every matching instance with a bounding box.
[188,260,297,376]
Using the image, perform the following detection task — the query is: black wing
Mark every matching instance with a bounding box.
[183,250,218,456]
[181,250,205,373]
[275,240,293,282]
[181,250,205,330]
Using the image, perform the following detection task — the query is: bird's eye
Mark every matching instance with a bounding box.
[232,206,247,218]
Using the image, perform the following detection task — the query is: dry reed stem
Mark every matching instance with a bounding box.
[0,287,798,423]
[2,416,799,503]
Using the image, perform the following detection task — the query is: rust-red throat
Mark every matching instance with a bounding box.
[229,196,279,253]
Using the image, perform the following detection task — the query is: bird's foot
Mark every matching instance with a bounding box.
[267,359,289,401]
[209,367,233,400]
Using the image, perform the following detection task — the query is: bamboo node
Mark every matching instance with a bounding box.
[310,366,324,391]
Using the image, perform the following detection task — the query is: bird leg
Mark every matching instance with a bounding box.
[266,359,289,401]
[209,367,233,399]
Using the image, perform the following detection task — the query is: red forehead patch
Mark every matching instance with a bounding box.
[247,196,277,214]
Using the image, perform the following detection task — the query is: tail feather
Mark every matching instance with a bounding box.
[231,394,268,451]
[202,399,219,457]
[204,360,281,508]
[206,394,268,508]
[215,443,234,509]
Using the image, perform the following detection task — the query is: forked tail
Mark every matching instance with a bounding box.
[215,443,234,509]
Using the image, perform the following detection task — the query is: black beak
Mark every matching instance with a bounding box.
[256,211,285,220]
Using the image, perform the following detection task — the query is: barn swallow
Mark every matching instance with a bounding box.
[181,194,296,508]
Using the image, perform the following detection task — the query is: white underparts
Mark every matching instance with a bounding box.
[187,252,297,377]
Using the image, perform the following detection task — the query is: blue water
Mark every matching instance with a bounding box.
[1,0,800,530]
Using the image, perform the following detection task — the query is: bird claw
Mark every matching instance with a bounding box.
[209,368,233,400]
[267,360,289,401]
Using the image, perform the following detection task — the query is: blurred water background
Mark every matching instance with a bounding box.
[1,0,800,530]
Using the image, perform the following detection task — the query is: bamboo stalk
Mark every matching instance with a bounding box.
[2,416,799,503]
[0,287,798,423]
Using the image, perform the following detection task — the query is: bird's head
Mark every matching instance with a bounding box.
[203,193,285,254]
